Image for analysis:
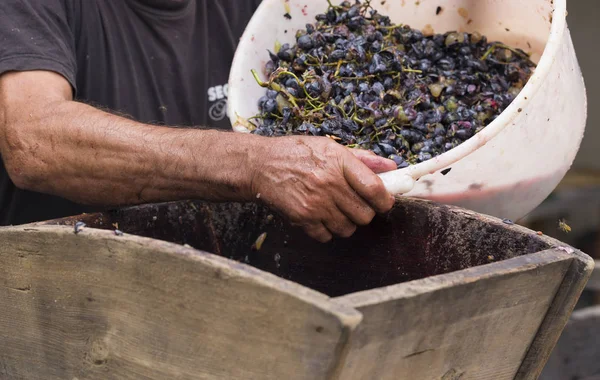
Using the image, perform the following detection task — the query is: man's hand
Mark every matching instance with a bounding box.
[350,148,398,174]
[249,136,396,242]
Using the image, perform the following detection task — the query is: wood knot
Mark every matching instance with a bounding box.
[85,338,110,367]
[441,368,464,380]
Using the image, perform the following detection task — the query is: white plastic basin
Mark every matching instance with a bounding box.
[227,0,587,221]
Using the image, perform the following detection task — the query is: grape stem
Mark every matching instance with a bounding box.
[251,69,299,109]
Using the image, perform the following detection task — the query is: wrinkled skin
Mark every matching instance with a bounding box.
[250,137,396,242]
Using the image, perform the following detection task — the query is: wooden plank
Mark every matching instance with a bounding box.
[333,250,577,380]
[539,306,600,380]
[0,225,362,380]
[4,199,591,379]
[516,250,595,379]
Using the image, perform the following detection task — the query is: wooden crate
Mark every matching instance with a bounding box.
[0,198,594,380]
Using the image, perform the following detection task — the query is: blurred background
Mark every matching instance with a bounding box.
[518,1,599,301]
[520,0,600,306]
[530,3,600,378]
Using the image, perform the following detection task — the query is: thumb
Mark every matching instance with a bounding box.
[349,148,397,174]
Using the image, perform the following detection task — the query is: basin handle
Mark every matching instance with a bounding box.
[378,171,416,195]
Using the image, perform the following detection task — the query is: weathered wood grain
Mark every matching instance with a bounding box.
[0,226,361,380]
[516,250,594,379]
[0,198,592,380]
[333,249,576,380]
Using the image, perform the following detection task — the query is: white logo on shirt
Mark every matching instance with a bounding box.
[207,84,228,122]
[208,84,228,102]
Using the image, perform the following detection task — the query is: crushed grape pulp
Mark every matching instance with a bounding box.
[248,0,536,168]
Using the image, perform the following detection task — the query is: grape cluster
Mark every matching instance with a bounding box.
[248,0,535,168]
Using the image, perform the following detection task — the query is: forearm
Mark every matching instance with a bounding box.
[1,99,258,206]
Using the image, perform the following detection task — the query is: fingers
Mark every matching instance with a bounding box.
[342,153,395,214]
[349,148,397,174]
[349,148,377,158]
[335,187,376,226]
[302,210,357,243]
[357,154,398,174]
[323,207,357,238]
[303,222,333,243]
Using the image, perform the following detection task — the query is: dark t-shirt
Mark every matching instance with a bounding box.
[0,0,261,225]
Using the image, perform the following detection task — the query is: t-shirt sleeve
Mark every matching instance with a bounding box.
[0,0,77,91]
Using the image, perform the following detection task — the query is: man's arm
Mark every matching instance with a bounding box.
[0,70,395,242]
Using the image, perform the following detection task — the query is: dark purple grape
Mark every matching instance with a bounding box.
[306,81,321,98]
[297,122,311,133]
[263,99,277,114]
[342,119,359,131]
[438,58,455,71]
[370,40,382,53]
[258,96,269,110]
[413,113,426,131]
[418,152,433,162]
[372,82,385,95]
[254,126,274,136]
[326,8,337,22]
[358,82,370,93]
[400,129,415,143]
[368,54,387,74]
[347,16,362,31]
[459,46,472,55]
[419,59,432,71]
[331,49,346,60]
[372,119,385,129]
[287,88,299,97]
[343,82,355,95]
[281,107,292,126]
[371,144,383,156]
[265,60,276,76]
[389,154,404,167]
[378,143,396,156]
[455,129,472,140]
[309,125,322,136]
[405,107,418,121]
[320,119,338,135]
[424,109,442,124]
[383,77,394,90]
[297,35,314,51]
[468,59,488,72]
